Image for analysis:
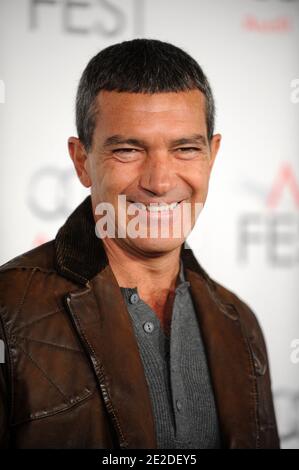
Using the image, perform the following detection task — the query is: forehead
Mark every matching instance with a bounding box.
[94,89,207,135]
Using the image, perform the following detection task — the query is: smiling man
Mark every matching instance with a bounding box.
[0,39,279,449]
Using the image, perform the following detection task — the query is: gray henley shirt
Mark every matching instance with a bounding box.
[120,261,222,449]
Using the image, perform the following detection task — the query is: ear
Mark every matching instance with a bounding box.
[68,137,91,188]
[208,133,222,171]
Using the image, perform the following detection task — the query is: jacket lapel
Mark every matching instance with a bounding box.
[183,249,258,448]
[66,265,157,449]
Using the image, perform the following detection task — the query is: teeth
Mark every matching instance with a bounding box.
[132,202,179,212]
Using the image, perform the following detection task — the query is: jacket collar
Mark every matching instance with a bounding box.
[55,196,109,285]
[54,195,258,449]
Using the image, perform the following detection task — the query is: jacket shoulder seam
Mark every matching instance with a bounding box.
[0,265,56,275]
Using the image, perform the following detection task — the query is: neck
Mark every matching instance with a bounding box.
[102,239,183,336]
[102,238,181,293]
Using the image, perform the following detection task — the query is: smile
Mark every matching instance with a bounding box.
[128,201,182,212]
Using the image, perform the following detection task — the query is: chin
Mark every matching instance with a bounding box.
[126,236,185,255]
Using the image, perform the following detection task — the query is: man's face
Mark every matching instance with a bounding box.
[69,89,221,255]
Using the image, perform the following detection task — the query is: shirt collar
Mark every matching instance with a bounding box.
[175,259,190,294]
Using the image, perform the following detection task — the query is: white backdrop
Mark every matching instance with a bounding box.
[0,0,298,448]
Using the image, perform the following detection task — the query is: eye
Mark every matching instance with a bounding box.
[112,148,138,154]
[112,148,141,161]
[175,147,202,159]
[177,147,201,152]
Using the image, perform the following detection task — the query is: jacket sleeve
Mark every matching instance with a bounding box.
[0,317,10,448]
[235,295,281,448]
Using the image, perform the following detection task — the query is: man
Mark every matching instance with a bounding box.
[0,39,279,449]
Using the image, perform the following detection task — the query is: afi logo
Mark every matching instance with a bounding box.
[266,163,299,210]
[238,163,299,266]
[29,0,144,36]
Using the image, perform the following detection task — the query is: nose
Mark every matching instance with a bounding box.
[139,152,176,196]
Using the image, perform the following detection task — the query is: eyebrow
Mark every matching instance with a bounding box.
[171,134,208,147]
[103,133,208,148]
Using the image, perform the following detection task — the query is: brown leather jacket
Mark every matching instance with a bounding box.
[0,196,280,449]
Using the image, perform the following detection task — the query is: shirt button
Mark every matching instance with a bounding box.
[143,321,154,333]
[129,293,139,304]
[176,399,182,412]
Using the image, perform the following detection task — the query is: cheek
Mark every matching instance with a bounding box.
[93,162,136,200]
[182,163,211,195]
